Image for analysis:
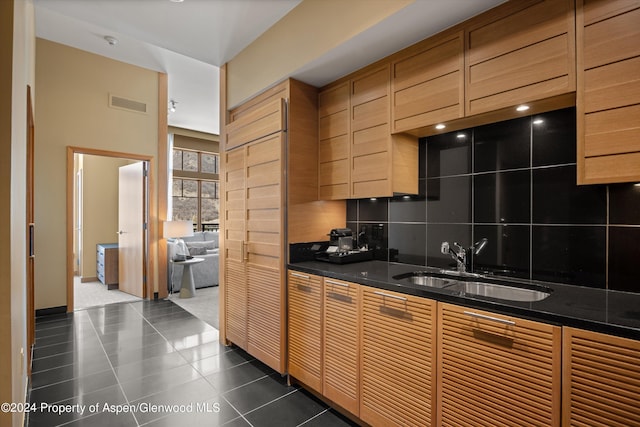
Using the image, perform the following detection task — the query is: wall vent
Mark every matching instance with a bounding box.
[109,94,147,114]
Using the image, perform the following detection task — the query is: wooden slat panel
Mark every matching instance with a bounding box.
[287,271,323,392]
[352,151,389,183]
[583,0,640,25]
[467,0,571,65]
[323,279,359,415]
[225,260,246,350]
[319,135,349,163]
[438,303,561,427]
[351,66,389,105]
[319,82,349,118]
[226,98,284,150]
[319,111,348,141]
[584,104,640,156]
[352,97,388,132]
[319,184,349,200]
[319,160,349,186]
[247,266,282,372]
[352,179,390,200]
[584,56,640,113]
[583,6,640,70]
[360,286,436,427]
[468,34,570,101]
[563,328,640,427]
[352,124,389,158]
[583,152,640,184]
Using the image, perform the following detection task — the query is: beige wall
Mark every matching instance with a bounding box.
[1,0,35,425]
[226,0,413,107]
[80,155,131,278]
[35,39,159,309]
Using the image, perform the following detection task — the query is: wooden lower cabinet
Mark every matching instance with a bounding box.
[360,286,437,427]
[438,303,562,427]
[323,278,360,415]
[563,327,640,426]
[287,271,323,392]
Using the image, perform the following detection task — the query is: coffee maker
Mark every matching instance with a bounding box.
[315,228,373,264]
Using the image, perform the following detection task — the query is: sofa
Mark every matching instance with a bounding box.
[167,230,219,292]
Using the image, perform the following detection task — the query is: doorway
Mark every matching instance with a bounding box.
[67,147,154,312]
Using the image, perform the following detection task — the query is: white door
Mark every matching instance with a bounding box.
[118,162,145,298]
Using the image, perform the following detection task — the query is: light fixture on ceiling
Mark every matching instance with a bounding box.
[169,0,184,2]
[456,133,466,139]
[516,104,530,112]
[169,99,177,113]
[533,119,544,125]
[435,124,446,130]
[104,35,118,46]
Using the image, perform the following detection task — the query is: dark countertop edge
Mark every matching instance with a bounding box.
[288,262,640,341]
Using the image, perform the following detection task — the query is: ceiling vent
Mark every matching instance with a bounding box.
[109,94,147,114]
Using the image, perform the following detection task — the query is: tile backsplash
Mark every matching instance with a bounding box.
[347,107,640,293]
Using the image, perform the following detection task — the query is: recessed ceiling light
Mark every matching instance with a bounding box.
[516,105,530,112]
[533,119,544,125]
[456,133,466,139]
[435,124,446,130]
[104,35,118,46]
[170,0,184,3]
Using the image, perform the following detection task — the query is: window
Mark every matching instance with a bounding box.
[172,149,219,231]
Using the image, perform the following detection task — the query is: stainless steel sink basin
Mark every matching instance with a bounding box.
[393,272,452,288]
[449,281,551,302]
[392,271,552,302]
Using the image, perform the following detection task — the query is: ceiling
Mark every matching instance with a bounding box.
[34,0,505,135]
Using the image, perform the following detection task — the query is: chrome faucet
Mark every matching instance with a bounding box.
[441,238,488,273]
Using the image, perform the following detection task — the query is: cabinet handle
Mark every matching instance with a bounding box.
[326,280,349,288]
[242,241,249,261]
[291,272,309,280]
[463,311,515,326]
[374,291,407,301]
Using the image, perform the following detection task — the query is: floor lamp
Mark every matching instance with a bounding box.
[163,220,194,297]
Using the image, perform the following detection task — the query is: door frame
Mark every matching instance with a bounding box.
[26,86,35,374]
[66,146,156,312]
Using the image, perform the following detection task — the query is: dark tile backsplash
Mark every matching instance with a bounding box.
[349,107,640,293]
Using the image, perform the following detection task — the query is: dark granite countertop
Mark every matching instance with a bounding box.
[288,260,640,340]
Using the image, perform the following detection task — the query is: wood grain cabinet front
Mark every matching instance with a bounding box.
[360,286,437,427]
[319,83,350,200]
[577,0,640,184]
[437,303,562,427]
[465,0,575,116]
[287,271,323,393]
[391,30,465,133]
[323,278,360,415]
[563,327,640,426]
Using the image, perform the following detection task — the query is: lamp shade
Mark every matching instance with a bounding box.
[163,220,194,239]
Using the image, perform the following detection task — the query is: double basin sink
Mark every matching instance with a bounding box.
[392,270,552,302]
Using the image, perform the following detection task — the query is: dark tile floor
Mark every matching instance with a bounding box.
[27,299,357,427]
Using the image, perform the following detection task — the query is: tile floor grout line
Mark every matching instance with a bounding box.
[221,395,255,427]
[296,408,330,426]
[239,387,300,417]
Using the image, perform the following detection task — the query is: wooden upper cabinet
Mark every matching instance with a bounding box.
[577,0,640,184]
[319,83,350,200]
[392,30,465,133]
[465,0,576,116]
[563,327,640,426]
[360,286,437,427]
[226,97,286,150]
[438,303,562,427]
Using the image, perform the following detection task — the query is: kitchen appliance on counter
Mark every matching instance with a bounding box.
[314,228,374,264]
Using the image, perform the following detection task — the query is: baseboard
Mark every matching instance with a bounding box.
[35,306,67,317]
[80,276,98,283]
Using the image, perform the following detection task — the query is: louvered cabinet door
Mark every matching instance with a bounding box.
[223,147,247,350]
[360,286,437,427]
[438,303,561,427]
[287,271,323,392]
[563,327,640,426]
[323,278,360,415]
[246,132,285,373]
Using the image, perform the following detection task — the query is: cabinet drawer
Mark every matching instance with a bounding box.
[438,303,561,427]
[287,271,323,392]
[323,278,359,415]
[361,287,436,427]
